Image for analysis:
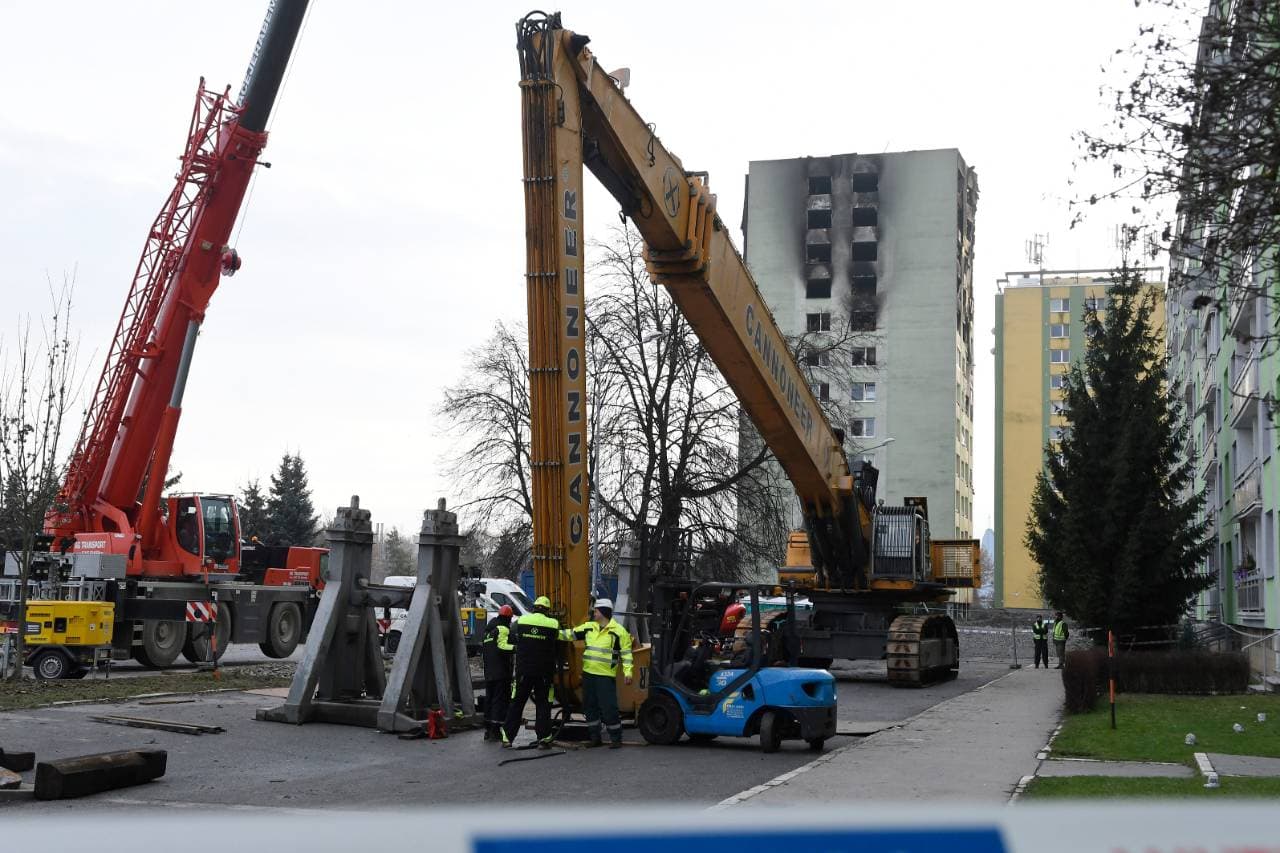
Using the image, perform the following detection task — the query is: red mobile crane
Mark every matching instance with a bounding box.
[33,0,321,673]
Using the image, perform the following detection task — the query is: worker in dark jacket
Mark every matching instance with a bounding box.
[481,605,516,741]
[1031,615,1049,669]
[501,596,566,749]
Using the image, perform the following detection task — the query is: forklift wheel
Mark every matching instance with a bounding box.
[759,709,783,753]
[637,692,685,746]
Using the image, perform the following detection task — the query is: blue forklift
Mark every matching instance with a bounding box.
[637,582,836,752]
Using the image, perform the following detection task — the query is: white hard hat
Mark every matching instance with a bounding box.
[594,598,614,611]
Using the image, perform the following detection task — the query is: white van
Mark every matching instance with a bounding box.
[380,577,535,653]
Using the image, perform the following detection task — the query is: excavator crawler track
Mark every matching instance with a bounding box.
[886,614,959,687]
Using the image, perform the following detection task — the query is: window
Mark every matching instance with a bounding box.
[806,243,832,263]
[849,417,876,438]
[851,382,876,401]
[850,240,877,262]
[850,171,878,192]
[815,382,830,401]
[1050,298,1070,313]
[851,206,877,227]
[1051,402,1066,416]
[1050,324,1070,338]
[1050,374,1069,389]
[805,278,832,299]
[806,312,831,332]
[803,350,830,367]
[806,209,832,229]
[1084,296,1108,311]
[1050,349,1070,363]
[851,346,877,366]
[807,176,832,195]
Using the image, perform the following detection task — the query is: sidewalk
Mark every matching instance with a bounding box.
[719,667,1062,806]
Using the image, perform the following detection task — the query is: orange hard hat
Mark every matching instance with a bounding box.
[499,605,514,618]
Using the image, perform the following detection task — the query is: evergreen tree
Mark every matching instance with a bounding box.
[383,527,415,579]
[1025,263,1213,636]
[238,478,268,542]
[265,454,319,546]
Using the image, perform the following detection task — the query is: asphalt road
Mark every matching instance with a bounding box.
[0,659,1010,811]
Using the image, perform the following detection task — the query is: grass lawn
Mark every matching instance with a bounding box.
[1053,694,1280,765]
[0,671,291,712]
[1024,775,1280,799]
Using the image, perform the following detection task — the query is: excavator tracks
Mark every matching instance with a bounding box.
[886,614,959,687]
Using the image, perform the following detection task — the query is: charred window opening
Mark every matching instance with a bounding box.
[850,172,878,193]
[807,176,832,195]
[806,278,832,299]
[815,382,831,401]
[851,206,877,227]
[807,243,832,263]
[850,240,877,262]
[806,312,832,332]
[849,276,877,332]
[807,209,832,229]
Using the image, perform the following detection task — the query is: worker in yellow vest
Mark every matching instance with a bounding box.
[568,598,633,749]
[1051,611,1069,669]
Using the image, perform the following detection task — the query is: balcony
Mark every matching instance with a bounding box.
[1229,357,1259,427]
[1233,464,1262,519]
[1229,291,1256,338]
[805,228,832,247]
[806,194,832,212]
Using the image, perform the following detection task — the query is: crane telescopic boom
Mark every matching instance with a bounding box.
[49,0,309,577]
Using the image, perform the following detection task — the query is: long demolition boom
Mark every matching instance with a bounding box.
[516,12,869,612]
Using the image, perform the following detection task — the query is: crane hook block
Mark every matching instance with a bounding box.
[220,247,242,277]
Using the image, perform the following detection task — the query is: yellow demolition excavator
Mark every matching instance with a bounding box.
[515,12,980,692]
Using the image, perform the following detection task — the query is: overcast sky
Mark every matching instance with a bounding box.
[2,1,1153,542]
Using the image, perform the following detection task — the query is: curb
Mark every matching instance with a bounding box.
[711,667,1024,810]
[1008,713,1064,804]
[10,686,258,712]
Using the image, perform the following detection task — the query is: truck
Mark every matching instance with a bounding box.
[0,0,321,679]
[380,576,532,655]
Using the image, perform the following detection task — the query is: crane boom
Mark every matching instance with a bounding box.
[49,0,309,571]
[516,13,867,603]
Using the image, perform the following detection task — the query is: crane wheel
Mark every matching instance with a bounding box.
[182,603,231,663]
[132,619,188,668]
[886,614,959,687]
[259,602,302,659]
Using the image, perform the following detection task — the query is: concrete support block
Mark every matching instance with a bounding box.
[0,749,36,772]
[34,749,167,800]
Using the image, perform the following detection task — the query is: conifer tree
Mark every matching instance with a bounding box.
[265,454,319,546]
[1026,263,1213,636]
[238,478,268,542]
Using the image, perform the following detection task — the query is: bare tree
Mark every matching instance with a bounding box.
[436,321,533,533]
[587,225,788,582]
[1077,0,1279,367]
[1,278,79,681]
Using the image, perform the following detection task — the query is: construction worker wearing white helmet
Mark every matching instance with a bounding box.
[568,598,634,748]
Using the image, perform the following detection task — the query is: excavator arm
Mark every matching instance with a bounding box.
[516,12,870,600]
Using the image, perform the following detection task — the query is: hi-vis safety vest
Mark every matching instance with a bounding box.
[1052,620,1068,641]
[1031,622,1048,641]
[570,618,634,678]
